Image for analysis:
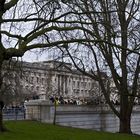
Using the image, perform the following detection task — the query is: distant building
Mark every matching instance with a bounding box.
[2,60,104,103]
[21,60,101,100]
[3,59,131,105]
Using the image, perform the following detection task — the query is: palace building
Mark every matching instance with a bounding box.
[20,60,100,100]
[4,59,130,105]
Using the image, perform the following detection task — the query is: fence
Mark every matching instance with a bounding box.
[3,107,25,120]
[25,100,140,134]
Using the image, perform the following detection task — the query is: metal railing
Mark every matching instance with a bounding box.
[3,107,25,120]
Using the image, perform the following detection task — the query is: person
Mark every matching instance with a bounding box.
[59,96,64,104]
[55,97,59,105]
[50,96,55,103]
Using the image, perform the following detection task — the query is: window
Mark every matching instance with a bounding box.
[36,86,39,91]
[83,82,86,88]
[37,77,39,83]
[54,77,57,82]
[73,81,75,87]
[38,73,41,77]
[25,85,29,89]
[77,81,80,88]
[88,82,91,88]
[31,86,34,91]
[26,76,29,82]
[30,77,34,84]
[41,78,44,84]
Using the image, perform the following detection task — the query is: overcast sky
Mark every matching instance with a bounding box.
[22,50,47,62]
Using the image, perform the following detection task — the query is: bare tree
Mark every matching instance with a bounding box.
[0,0,139,133]
[0,60,37,106]
[0,0,71,131]
[58,0,139,133]
[41,0,139,133]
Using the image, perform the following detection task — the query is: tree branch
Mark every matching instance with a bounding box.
[4,0,19,11]
[0,30,24,40]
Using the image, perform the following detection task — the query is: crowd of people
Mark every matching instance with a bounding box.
[49,96,102,105]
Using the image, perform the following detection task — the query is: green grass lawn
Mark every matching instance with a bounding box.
[0,121,139,140]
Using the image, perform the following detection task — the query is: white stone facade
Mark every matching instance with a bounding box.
[2,60,139,105]
[19,61,99,100]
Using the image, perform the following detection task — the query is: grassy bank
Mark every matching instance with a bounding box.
[0,121,139,140]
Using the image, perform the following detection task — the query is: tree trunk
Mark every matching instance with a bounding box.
[119,93,133,134]
[119,114,132,134]
[0,58,6,131]
[53,99,57,125]
[0,109,4,132]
